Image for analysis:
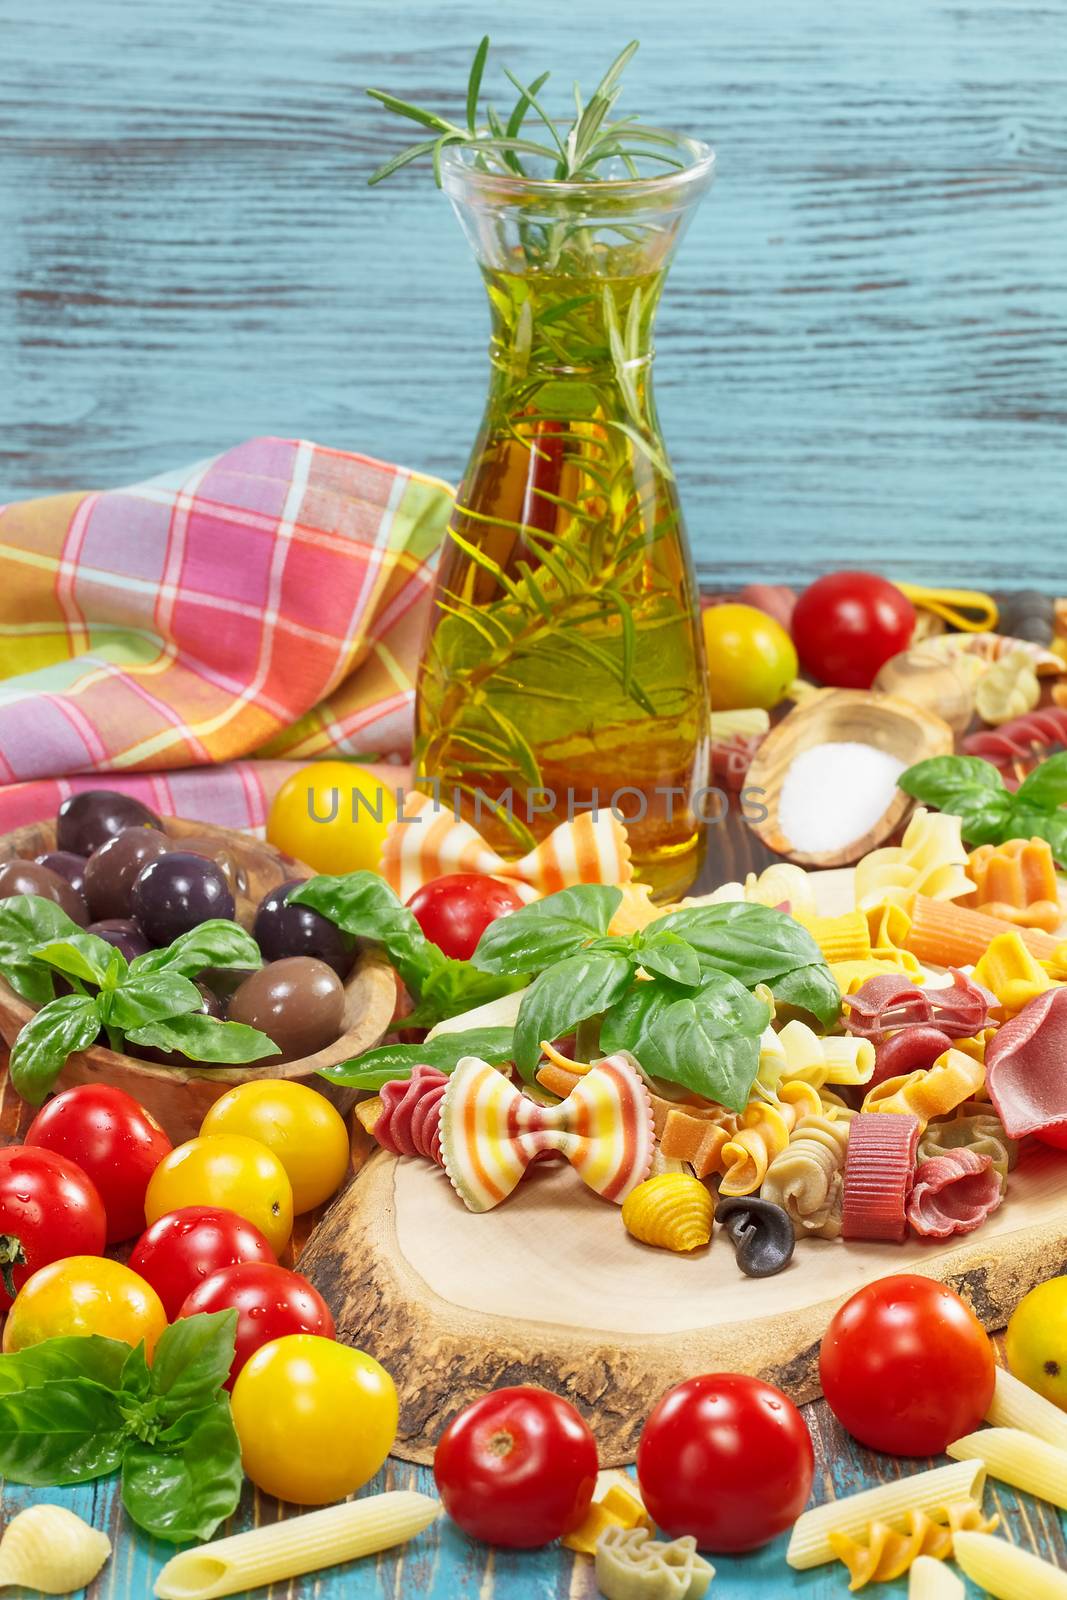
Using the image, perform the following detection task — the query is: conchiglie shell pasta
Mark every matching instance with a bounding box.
[0,1505,111,1595]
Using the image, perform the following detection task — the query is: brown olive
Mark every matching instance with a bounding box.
[0,859,89,926]
[83,829,171,921]
[226,957,345,1063]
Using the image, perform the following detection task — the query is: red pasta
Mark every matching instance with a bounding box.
[962,707,1067,774]
[841,1112,921,1243]
[871,1025,955,1088]
[844,972,993,1044]
[710,733,764,791]
[985,987,1067,1138]
[375,1064,448,1164]
[906,1148,1003,1238]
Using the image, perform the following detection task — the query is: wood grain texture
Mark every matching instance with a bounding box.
[2,0,1065,587]
[0,812,1062,1596]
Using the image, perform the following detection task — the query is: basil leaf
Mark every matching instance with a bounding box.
[404,961,524,1028]
[1013,752,1067,813]
[0,1335,131,1396]
[0,1379,128,1485]
[472,885,623,975]
[120,1343,154,1404]
[654,901,838,1022]
[289,871,438,993]
[31,931,124,988]
[320,1025,516,1088]
[131,920,262,979]
[771,962,844,1027]
[1011,805,1067,867]
[634,931,702,988]
[0,894,85,1007]
[514,951,632,1079]
[599,977,691,1058]
[150,1311,237,1418]
[640,973,771,1111]
[951,790,1017,847]
[0,960,55,1007]
[121,1397,243,1543]
[125,1014,280,1064]
[98,970,203,1032]
[9,993,102,1104]
[898,754,1004,808]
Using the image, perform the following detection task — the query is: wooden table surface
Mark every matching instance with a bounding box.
[0,812,1063,1598]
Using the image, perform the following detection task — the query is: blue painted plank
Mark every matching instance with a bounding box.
[1,0,1065,586]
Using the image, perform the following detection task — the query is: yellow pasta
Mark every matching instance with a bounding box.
[561,1472,652,1555]
[862,1048,985,1129]
[832,955,923,994]
[0,1506,111,1596]
[785,1460,985,1569]
[855,808,974,912]
[947,1427,1067,1510]
[972,930,1057,1015]
[908,1554,964,1600]
[986,1366,1067,1451]
[796,910,872,965]
[761,1109,853,1239]
[717,1102,791,1195]
[758,1020,874,1092]
[953,1530,1067,1600]
[829,1500,996,1591]
[153,1491,440,1600]
[622,1173,713,1252]
[710,706,771,739]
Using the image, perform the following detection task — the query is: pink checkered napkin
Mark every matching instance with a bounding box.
[0,438,451,832]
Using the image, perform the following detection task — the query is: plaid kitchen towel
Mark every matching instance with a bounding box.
[0,437,451,832]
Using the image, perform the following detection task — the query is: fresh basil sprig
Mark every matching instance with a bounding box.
[288,871,521,1025]
[7,905,278,1103]
[0,895,85,1006]
[321,1025,517,1089]
[900,751,1067,863]
[0,1312,243,1542]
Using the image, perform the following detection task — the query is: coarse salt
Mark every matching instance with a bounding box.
[777,741,906,853]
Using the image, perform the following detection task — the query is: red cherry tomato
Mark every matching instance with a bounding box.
[407,873,525,962]
[638,1374,813,1553]
[792,571,915,689]
[820,1274,995,1455]
[25,1084,172,1244]
[433,1386,598,1548]
[128,1206,277,1321]
[1036,1122,1067,1150]
[177,1262,335,1387]
[0,1147,107,1311]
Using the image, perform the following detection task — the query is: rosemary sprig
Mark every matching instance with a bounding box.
[366,38,683,186]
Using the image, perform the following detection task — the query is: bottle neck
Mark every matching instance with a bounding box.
[481,266,663,391]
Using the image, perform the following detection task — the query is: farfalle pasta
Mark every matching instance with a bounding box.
[761,1109,854,1239]
[854,808,974,912]
[862,1048,985,1129]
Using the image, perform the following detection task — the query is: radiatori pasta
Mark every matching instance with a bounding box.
[153,1491,440,1600]
[786,1460,985,1570]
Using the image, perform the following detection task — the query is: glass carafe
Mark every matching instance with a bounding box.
[415,135,715,900]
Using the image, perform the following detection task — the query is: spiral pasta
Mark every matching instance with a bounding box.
[718,1103,792,1195]
[761,1109,854,1239]
[862,1048,985,1130]
[854,809,974,912]
[829,1501,997,1591]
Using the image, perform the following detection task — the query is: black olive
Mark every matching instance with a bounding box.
[715,1196,796,1278]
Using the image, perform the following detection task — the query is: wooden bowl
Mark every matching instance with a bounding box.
[743,688,955,869]
[0,817,397,1141]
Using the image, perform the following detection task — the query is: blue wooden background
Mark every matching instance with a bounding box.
[2,0,1065,587]
[2,2,1067,1595]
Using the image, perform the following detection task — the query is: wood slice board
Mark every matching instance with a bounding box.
[298,869,1067,1466]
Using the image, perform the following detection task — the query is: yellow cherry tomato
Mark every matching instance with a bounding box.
[199,1081,350,1214]
[231,1334,398,1504]
[702,603,798,712]
[3,1256,166,1357]
[145,1134,294,1255]
[267,760,397,876]
[1006,1278,1067,1409]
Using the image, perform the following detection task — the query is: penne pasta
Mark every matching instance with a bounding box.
[986,1366,1067,1451]
[948,1427,1067,1510]
[953,1530,1067,1600]
[785,1460,984,1569]
[906,893,1060,969]
[908,1554,964,1600]
[153,1490,440,1600]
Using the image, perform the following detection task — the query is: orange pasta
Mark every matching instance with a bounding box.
[862,1049,985,1130]
[964,838,1062,932]
[904,895,1060,969]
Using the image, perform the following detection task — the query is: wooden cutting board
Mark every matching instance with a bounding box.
[298,870,1067,1466]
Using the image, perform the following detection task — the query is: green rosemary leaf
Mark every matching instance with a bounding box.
[603,586,636,695]
[502,67,566,159]
[481,704,542,788]
[367,138,440,186]
[605,419,675,479]
[466,36,490,133]
[591,41,641,104]
[365,89,458,135]
[505,69,551,140]
[432,131,464,187]
[448,528,528,605]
